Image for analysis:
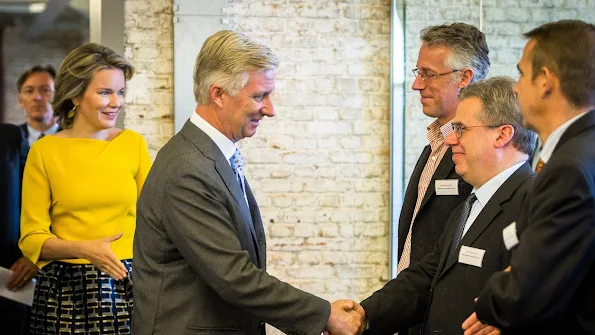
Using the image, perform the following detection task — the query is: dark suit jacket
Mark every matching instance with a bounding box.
[476,110,595,335]
[0,123,30,335]
[399,146,473,265]
[18,123,28,139]
[133,121,330,335]
[362,162,534,335]
[398,146,473,334]
[0,124,29,268]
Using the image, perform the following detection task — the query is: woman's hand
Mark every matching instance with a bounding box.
[80,233,128,280]
[5,257,38,291]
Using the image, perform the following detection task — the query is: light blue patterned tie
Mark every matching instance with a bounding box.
[230,148,245,194]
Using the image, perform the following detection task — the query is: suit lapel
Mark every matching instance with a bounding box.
[19,123,28,139]
[399,145,431,251]
[555,110,595,153]
[438,162,533,277]
[179,121,260,256]
[417,147,456,214]
[245,180,265,268]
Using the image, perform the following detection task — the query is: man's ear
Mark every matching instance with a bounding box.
[209,85,224,109]
[494,124,515,148]
[458,68,474,88]
[539,66,556,99]
[17,93,24,109]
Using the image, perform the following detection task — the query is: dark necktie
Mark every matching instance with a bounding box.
[37,132,45,140]
[448,193,477,260]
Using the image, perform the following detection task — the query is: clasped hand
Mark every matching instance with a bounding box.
[325,299,366,335]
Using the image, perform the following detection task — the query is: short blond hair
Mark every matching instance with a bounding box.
[193,30,279,105]
[52,43,134,129]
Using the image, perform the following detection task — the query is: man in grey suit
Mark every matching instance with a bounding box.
[133,31,365,335]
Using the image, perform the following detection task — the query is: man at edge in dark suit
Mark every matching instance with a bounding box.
[464,19,595,335]
[397,22,490,334]
[133,31,364,335]
[0,123,38,334]
[357,77,537,335]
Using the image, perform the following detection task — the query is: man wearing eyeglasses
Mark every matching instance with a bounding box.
[396,22,490,334]
[358,77,536,335]
[17,65,60,145]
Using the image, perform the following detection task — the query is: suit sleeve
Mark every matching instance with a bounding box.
[18,130,29,182]
[476,160,595,328]
[161,163,330,335]
[19,143,56,265]
[360,224,447,333]
[135,134,151,198]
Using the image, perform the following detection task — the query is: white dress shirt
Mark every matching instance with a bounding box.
[190,112,236,165]
[27,122,59,146]
[538,111,587,164]
[189,112,248,205]
[463,161,525,236]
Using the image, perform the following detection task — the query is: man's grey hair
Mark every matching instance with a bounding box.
[459,76,537,156]
[193,30,279,105]
[421,22,490,83]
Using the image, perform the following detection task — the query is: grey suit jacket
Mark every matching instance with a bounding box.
[361,162,534,335]
[133,121,330,335]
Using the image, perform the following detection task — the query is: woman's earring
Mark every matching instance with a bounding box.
[68,105,77,119]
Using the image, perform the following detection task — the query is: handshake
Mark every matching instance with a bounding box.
[324,299,367,335]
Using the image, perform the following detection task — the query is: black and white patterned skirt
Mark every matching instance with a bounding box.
[29,260,133,334]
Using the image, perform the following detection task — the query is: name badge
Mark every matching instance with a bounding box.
[435,179,459,196]
[458,246,486,268]
[502,221,519,250]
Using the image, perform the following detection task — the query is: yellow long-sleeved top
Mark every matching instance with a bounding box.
[19,129,151,268]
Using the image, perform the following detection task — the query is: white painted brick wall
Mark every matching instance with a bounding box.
[123,0,174,159]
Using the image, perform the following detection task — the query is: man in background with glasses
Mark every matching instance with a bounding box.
[358,77,536,335]
[396,22,490,335]
[17,65,60,146]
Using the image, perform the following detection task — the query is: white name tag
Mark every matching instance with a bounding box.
[435,179,459,195]
[458,246,486,268]
[502,221,519,250]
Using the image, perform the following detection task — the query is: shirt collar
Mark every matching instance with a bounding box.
[472,161,525,208]
[190,112,237,163]
[539,112,587,164]
[27,122,59,136]
[27,124,41,140]
[427,119,453,149]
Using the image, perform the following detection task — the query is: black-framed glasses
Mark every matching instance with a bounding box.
[412,68,460,81]
[452,123,504,138]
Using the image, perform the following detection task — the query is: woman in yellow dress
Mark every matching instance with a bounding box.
[19,43,151,334]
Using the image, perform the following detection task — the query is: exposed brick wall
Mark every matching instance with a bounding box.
[224,1,392,310]
[123,0,174,158]
[1,18,84,124]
